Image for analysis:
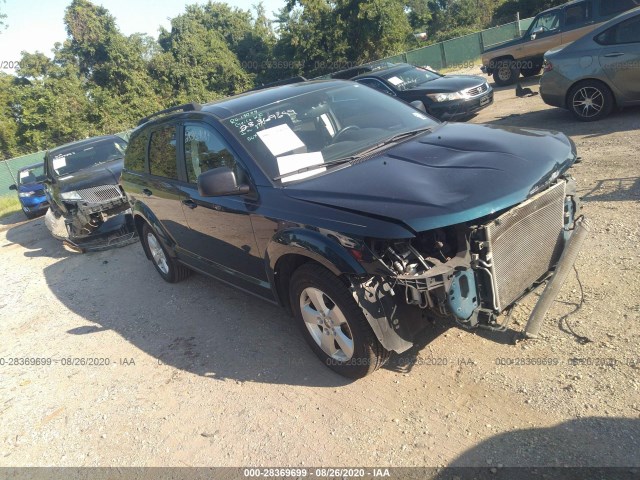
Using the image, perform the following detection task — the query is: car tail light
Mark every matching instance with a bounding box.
[543,60,553,72]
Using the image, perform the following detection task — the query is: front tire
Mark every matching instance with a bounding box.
[142,223,191,283]
[567,80,614,121]
[290,264,390,378]
[492,60,519,86]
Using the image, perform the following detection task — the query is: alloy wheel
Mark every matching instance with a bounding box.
[299,287,354,361]
[146,232,169,275]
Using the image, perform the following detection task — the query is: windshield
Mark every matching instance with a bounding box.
[223,83,439,183]
[18,164,46,185]
[381,66,441,91]
[48,138,127,177]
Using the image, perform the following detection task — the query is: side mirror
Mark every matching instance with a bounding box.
[198,166,250,197]
[9,184,16,190]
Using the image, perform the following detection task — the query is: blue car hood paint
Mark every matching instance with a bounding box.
[284,123,575,233]
[18,183,45,195]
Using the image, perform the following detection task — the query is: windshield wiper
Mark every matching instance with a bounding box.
[273,158,352,181]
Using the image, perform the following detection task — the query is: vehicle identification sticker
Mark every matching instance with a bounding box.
[257,123,305,157]
[18,170,30,180]
[277,152,325,183]
[52,156,67,171]
[387,76,403,86]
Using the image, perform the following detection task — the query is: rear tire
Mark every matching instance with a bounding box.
[142,223,191,283]
[567,80,614,121]
[290,263,390,378]
[492,60,519,86]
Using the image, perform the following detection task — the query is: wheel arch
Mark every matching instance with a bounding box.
[266,228,366,312]
[131,202,178,261]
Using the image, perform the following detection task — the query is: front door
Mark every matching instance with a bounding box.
[178,123,269,297]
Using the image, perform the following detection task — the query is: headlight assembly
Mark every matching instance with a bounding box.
[60,191,82,200]
[18,191,35,198]
[426,92,466,102]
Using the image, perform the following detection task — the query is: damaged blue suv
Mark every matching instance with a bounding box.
[121,80,588,378]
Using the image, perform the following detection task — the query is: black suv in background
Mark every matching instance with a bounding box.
[121,81,587,378]
[43,135,135,248]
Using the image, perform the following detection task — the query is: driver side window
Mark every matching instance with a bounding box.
[531,11,560,34]
[184,125,245,184]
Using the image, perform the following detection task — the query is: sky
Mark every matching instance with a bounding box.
[0,0,285,71]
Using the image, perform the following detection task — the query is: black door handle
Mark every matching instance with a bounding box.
[182,199,198,209]
[142,188,152,196]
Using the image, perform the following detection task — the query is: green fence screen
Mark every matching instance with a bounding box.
[369,16,533,70]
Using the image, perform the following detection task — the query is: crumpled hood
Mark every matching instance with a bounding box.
[284,123,576,233]
[56,158,123,193]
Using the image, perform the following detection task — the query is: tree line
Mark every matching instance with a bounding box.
[0,0,563,157]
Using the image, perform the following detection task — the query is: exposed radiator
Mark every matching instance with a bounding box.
[76,185,124,204]
[483,180,566,311]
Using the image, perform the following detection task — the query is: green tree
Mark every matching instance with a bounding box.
[153,13,252,103]
[334,0,413,63]
[274,0,348,77]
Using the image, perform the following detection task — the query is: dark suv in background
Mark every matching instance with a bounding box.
[43,134,136,248]
[121,81,587,378]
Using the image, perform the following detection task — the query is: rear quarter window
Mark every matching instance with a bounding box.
[124,132,148,173]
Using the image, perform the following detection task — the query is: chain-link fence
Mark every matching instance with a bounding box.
[368,16,534,70]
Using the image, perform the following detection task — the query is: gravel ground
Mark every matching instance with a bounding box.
[0,76,639,470]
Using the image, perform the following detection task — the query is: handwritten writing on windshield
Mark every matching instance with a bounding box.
[229,109,297,142]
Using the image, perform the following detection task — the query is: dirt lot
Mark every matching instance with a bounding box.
[0,77,639,470]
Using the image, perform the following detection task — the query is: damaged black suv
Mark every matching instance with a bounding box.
[122,80,588,378]
[43,135,134,249]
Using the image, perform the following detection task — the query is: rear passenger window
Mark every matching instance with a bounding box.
[596,15,640,44]
[124,132,147,173]
[184,125,244,184]
[599,0,639,17]
[149,126,178,179]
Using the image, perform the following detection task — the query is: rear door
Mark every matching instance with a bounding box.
[177,122,270,297]
[597,13,640,101]
[140,123,192,247]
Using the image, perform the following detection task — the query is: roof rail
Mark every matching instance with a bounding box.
[137,103,202,126]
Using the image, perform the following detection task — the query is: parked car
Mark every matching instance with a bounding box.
[8,162,49,219]
[481,0,640,86]
[42,134,136,249]
[540,7,640,121]
[352,63,493,121]
[122,81,587,378]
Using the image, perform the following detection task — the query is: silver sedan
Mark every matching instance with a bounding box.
[540,7,640,121]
